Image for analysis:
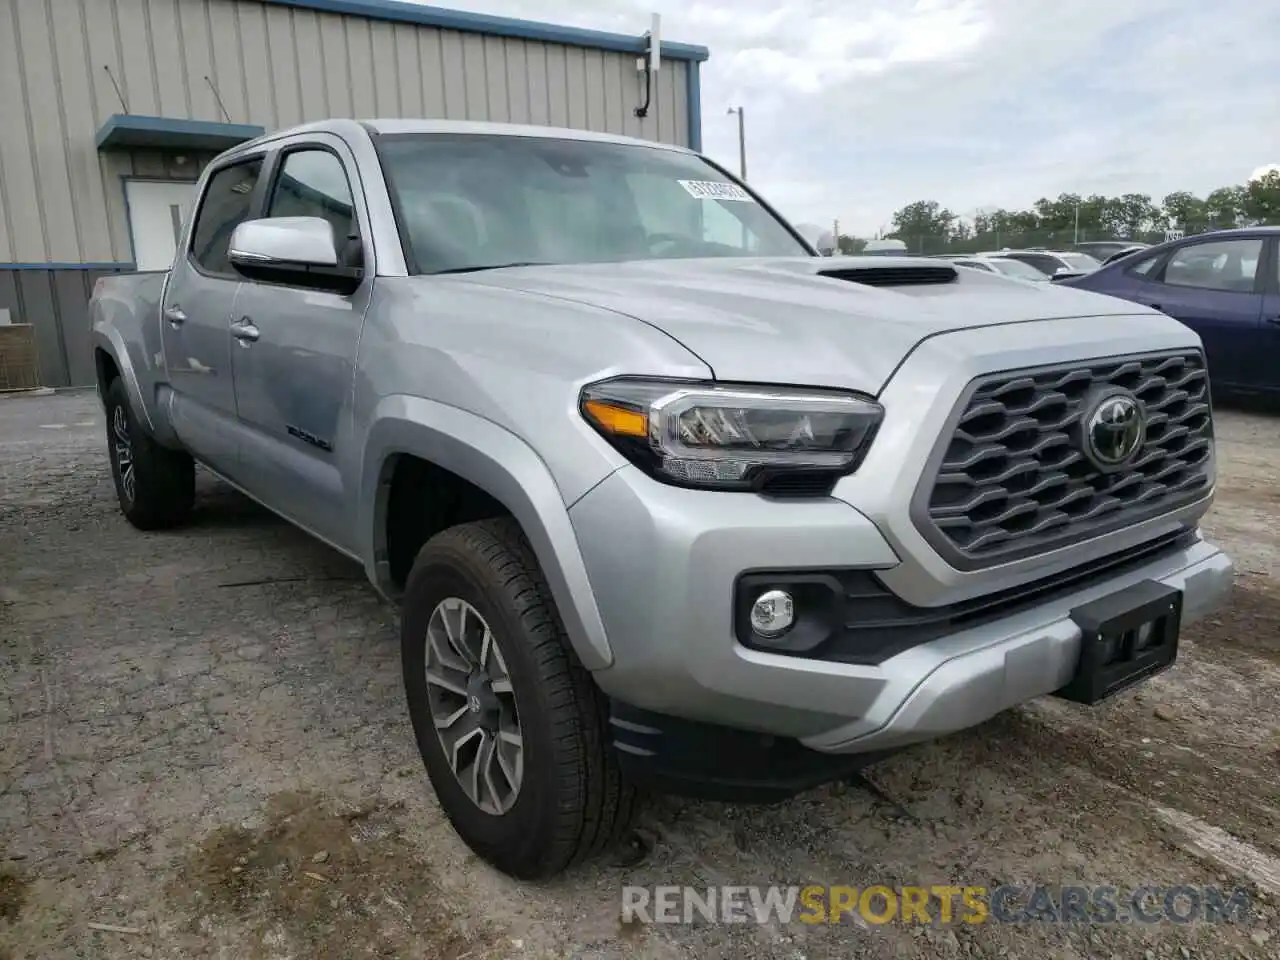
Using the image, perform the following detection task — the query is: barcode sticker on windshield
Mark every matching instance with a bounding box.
[677,180,755,202]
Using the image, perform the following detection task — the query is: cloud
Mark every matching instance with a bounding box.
[411,0,1280,234]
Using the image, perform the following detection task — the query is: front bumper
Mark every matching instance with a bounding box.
[570,465,1233,754]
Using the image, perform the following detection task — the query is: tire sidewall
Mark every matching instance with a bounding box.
[401,542,565,870]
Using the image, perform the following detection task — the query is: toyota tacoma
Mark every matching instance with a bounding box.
[89,119,1233,879]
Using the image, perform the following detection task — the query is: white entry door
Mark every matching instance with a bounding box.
[125,180,198,271]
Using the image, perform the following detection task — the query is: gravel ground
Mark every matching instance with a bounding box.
[2,389,1278,960]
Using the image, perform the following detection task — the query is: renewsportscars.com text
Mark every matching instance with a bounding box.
[621,884,1254,926]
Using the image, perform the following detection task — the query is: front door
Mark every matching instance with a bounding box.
[160,157,265,475]
[229,141,372,550]
[1143,235,1265,394]
[125,180,198,271]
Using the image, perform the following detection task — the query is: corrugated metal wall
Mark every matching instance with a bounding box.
[0,267,131,389]
[0,0,694,268]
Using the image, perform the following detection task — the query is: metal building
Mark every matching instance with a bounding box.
[0,0,709,388]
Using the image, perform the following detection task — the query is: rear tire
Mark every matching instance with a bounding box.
[401,516,637,879]
[104,377,195,530]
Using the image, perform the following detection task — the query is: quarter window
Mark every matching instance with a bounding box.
[1126,255,1159,277]
[1161,238,1262,293]
[189,159,263,276]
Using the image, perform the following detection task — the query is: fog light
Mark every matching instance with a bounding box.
[750,589,795,639]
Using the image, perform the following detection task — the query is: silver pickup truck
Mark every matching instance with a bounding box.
[90,118,1233,880]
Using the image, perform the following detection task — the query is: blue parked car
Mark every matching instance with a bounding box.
[1061,227,1280,398]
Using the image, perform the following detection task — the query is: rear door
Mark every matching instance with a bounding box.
[228,136,373,551]
[1140,235,1266,393]
[160,156,267,475]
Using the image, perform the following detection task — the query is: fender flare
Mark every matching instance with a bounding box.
[90,327,160,437]
[359,395,614,671]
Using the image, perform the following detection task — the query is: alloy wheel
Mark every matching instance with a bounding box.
[424,597,524,815]
[112,404,136,504]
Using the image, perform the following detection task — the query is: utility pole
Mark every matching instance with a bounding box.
[1073,200,1080,245]
[833,218,840,254]
[727,106,746,180]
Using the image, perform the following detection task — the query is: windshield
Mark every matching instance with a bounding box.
[374,133,812,273]
[988,258,1049,281]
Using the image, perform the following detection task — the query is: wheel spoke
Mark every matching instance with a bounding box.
[427,614,469,673]
[489,641,512,687]
[467,730,487,807]
[434,703,469,730]
[478,627,492,670]
[445,720,484,777]
[425,668,467,698]
[480,734,505,813]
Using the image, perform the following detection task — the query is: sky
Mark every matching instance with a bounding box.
[418,0,1279,235]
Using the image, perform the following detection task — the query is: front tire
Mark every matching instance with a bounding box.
[401,517,637,879]
[104,377,194,530]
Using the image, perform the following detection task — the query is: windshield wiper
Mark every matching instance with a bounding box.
[431,261,557,275]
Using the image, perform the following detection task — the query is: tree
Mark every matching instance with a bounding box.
[1243,171,1280,225]
[1161,191,1206,231]
[836,234,866,254]
[868,174,1269,254]
[889,200,956,244]
[1204,186,1245,229]
[1103,193,1158,238]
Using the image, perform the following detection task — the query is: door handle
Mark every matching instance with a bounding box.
[164,304,187,326]
[231,320,260,344]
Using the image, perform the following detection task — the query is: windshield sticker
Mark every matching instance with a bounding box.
[677,180,755,202]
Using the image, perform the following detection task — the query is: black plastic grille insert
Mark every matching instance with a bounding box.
[915,350,1213,569]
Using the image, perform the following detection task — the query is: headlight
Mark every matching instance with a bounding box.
[579,377,883,493]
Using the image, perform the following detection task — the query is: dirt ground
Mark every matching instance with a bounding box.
[2,390,1278,960]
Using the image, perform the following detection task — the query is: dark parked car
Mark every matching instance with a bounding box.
[1075,240,1149,261]
[1099,244,1150,266]
[1060,227,1280,397]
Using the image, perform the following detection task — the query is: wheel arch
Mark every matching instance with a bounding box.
[360,395,615,671]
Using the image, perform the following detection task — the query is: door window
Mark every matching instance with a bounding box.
[1160,238,1262,292]
[267,149,360,263]
[188,159,263,276]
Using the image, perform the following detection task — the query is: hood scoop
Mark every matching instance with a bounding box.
[818,263,958,287]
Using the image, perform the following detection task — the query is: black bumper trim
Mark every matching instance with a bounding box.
[607,701,892,803]
[735,527,1197,665]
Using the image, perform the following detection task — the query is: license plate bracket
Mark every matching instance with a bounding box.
[1056,579,1183,705]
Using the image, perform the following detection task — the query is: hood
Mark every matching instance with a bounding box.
[457,256,1155,394]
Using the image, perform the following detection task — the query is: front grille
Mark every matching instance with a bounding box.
[914,350,1213,569]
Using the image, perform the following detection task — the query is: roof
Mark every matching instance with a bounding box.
[361,118,693,149]
[256,0,710,62]
[214,118,697,164]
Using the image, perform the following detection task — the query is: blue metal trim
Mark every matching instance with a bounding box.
[686,60,703,151]
[0,262,136,270]
[258,0,710,61]
[96,114,266,151]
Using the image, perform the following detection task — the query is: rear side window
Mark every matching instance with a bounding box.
[189,159,263,276]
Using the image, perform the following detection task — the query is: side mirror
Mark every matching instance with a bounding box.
[228,217,363,295]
